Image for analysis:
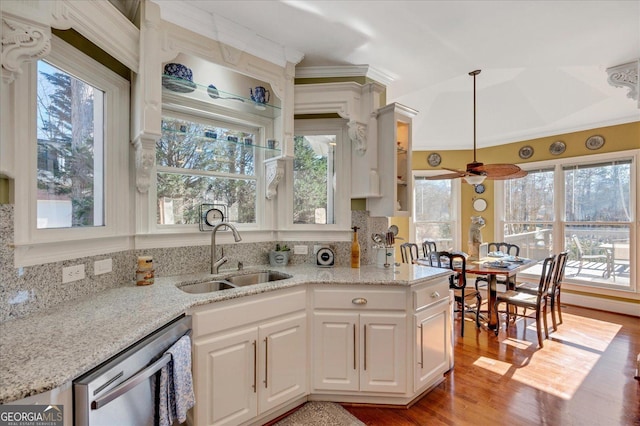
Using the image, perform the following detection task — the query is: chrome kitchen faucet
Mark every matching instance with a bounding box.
[211,222,242,274]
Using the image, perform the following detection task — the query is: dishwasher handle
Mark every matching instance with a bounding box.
[91,352,171,410]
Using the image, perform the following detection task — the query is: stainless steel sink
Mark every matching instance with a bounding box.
[225,270,292,287]
[177,270,292,294]
[178,280,235,294]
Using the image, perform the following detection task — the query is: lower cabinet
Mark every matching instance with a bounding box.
[312,286,407,395]
[313,311,407,394]
[190,290,307,426]
[414,298,451,392]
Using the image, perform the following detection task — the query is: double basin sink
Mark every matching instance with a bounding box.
[178,270,292,294]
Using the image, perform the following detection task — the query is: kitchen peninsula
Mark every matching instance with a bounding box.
[0,264,453,426]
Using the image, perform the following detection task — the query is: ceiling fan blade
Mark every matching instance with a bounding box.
[422,172,467,180]
[442,167,472,176]
[486,169,529,180]
[473,163,523,178]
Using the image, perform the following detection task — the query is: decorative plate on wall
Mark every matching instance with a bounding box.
[585,135,605,150]
[549,141,566,155]
[427,152,442,167]
[519,145,534,159]
[472,198,487,212]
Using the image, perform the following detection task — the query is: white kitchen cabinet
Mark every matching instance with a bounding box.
[367,102,418,217]
[312,287,407,394]
[190,289,307,426]
[194,327,258,426]
[258,313,307,413]
[414,299,451,392]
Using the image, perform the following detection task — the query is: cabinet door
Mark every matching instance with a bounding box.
[414,299,450,392]
[312,312,359,391]
[258,312,307,413]
[193,328,258,426]
[359,313,407,393]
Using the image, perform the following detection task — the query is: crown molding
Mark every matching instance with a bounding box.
[296,65,394,86]
[151,0,304,68]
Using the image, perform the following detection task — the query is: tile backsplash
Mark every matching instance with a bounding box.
[0,205,383,322]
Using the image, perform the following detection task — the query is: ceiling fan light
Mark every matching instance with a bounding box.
[464,174,486,185]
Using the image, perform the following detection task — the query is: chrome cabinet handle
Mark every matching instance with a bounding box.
[352,298,368,305]
[353,324,357,370]
[418,324,424,368]
[431,291,440,299]
[363,324,367,371]
[264,337,268,388]
[252,340,257,393]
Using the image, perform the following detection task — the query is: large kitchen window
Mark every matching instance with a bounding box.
[13,35,130,266]
[413,174,460,250]
[500,152,636,291]
[156,113,259,226]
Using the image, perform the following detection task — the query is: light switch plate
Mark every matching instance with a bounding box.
[294,245,308,255]
[94,258,113,275]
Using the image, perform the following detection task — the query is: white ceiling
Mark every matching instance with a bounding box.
[154,0,640,150]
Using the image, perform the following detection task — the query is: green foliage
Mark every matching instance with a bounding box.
[293,135,328,224]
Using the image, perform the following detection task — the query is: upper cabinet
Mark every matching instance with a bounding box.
[368,103,418,217]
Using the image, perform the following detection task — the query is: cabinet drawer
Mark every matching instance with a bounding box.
[313,287,406,310]
[413,279,449,311]
[191,288,306,337]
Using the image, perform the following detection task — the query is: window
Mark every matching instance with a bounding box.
[13,35,130,266]
[36,60,104,229]
[413,174,460,250]
[293,134,335,224]
[503,168,555,259]
[290,119,350,231]
[156,113,259,226]
[499,153,636,290]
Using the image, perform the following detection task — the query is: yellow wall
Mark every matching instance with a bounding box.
[413,121,640,248]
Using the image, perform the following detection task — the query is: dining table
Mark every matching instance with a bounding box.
[416,255,538,330]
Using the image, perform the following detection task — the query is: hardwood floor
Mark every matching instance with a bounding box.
[344,305,640,425]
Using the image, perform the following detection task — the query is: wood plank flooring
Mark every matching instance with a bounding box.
[344,305,640,425]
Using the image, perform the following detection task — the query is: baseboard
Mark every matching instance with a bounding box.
[562,293,640,317]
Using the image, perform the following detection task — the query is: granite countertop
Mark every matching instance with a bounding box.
[0,263,450,404]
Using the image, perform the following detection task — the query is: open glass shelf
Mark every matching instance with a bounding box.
[161,126,281,158]
[162,74,282,119]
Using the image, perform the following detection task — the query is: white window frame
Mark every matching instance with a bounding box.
[153,106,266,232]
[281,119,352,239]
[411,171,462,250]
[12,36,130,267]
[495,149,638,296]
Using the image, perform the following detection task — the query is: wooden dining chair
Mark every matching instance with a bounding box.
[516,251,568,331]
[475,242,520,292]
[437,252,481,337]
[422,239,438,266]
[494,255,557,348]
[400,242,420,264]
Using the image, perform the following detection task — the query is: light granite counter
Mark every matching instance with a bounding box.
[0,263,450,404]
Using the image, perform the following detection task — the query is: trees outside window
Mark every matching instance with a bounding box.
[502,157,634,289]
[36,60,104,229]
[156,115,258,225]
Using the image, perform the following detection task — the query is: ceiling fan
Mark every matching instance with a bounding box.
[425,69,527,184]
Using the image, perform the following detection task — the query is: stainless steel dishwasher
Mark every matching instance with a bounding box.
[73,315,192,426]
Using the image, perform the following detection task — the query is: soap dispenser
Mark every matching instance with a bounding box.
[351,226,361,268]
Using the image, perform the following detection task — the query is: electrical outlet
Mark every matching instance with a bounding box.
[62,264,85,283]
[293,245,308,255]
[94,258,113,275]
